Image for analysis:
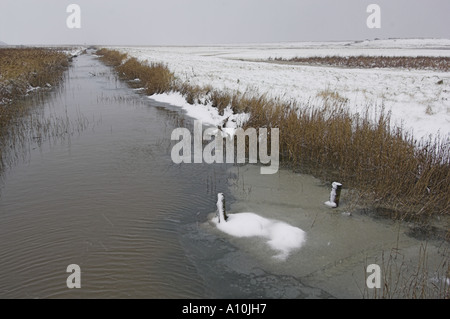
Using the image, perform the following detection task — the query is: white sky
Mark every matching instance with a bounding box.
[0,0,449,45]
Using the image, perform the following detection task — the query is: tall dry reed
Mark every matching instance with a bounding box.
[0,47,73,174]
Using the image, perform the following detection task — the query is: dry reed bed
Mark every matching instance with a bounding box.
[97,48,450,220]
[0,48,69,104]
[270,56,450,71]
[0,48,71,173]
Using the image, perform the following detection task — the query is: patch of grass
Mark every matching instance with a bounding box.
[96,48,127,67]
[316,89,349,106]
[0,47,77,174]
[116,57,174,95]
[272,55,450,71]
[96,50,174,96]
[0,48,69,105]
[172,82,213,105]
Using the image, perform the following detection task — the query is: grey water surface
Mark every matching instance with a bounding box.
[0,52,332,298]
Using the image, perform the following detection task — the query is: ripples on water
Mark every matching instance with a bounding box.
[0,53,232,298]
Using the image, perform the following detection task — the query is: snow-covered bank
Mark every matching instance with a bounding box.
[114,39,450,139]
[61,47,85,58]
[149,92,249,134]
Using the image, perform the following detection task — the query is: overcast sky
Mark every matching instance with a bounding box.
[0,0,449,45]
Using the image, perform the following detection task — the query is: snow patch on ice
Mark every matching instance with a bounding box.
[212,212,306,261]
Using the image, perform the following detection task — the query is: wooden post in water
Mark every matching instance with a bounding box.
[216,193,228,223]
[332,182,343,207]
[325,182,343,208]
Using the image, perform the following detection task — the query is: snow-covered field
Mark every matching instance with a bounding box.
[114,39,450,139]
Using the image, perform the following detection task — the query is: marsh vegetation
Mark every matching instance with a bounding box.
[0,48,88,174]
[269,55,450,71]
[96,48,449,223]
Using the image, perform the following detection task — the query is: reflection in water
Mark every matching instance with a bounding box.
[0,82,90,176]
[0,53,232,298]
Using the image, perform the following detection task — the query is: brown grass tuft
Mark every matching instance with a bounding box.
[0,47,72,174]
[0,48,69,104]
[96,48,127,67]
[116,57,174,95]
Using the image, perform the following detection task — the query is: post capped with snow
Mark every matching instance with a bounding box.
[325,182,343,208]
[216,193,228,223]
